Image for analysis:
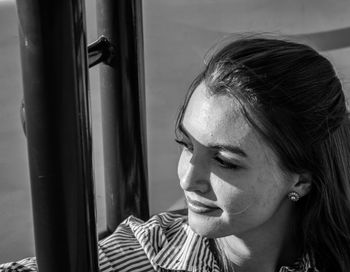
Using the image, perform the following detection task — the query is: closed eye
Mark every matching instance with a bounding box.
[175,138,241,170]
[214,156,241,170]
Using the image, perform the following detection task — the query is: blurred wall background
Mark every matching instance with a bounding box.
[0,0,349,263]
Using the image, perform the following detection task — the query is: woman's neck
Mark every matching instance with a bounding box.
[216,203,301,272]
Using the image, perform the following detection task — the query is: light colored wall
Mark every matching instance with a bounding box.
[0,1,33,262]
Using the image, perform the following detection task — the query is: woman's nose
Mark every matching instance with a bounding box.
[179,159,210,194]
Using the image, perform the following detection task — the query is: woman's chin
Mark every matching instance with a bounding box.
[187,209,223,238]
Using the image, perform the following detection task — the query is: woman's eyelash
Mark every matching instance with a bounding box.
[174,139,193,151]
[214,156,240,170]
[175,139,241,170]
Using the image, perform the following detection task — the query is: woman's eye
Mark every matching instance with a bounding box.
[174,139,193,151]
[214,156,240,170]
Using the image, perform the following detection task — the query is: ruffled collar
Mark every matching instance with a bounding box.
[152,223,221,272]
[152,222,318,272]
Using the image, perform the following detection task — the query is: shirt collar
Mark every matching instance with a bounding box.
[152,223,220,272]
[151,221,318,272]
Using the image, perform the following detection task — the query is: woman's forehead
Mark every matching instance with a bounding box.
[184,83,249,141]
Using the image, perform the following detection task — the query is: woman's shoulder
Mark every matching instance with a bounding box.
[104,210,188,244]
[124,210,187,229]
[0,257,37,272]
[97,211,190,272]
[100,211,188,248]
[130,210,188,233]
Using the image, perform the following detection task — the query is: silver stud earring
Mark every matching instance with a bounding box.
[288,192,300,202]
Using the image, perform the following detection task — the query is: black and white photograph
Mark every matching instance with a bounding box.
[1,0,350,271]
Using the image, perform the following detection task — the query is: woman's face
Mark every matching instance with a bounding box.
[177,82,294,238]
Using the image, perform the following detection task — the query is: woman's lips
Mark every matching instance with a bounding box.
[186,196,219,214]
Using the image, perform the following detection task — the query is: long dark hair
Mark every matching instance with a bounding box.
[176,36,350,271]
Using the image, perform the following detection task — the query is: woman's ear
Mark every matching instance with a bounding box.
[290,172,312,198]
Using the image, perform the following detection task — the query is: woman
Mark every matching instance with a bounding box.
[1,37,349,272]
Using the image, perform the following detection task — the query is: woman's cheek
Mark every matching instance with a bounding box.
[211,169,254,206]
[211,173,250,215]
[217,179,263,229]
[177,150,189,181]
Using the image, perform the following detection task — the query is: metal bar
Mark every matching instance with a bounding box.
[15,1,99,271]
[97,0,149,233]
[88,36,116,68]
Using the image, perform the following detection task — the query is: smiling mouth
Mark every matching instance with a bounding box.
[186,196,220,214]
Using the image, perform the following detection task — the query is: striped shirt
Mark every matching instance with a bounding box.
[0,212,318,272]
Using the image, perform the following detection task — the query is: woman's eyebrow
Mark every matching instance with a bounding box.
[208,144,248,158]
[178,123,248,158]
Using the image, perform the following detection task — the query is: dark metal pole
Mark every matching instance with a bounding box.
[88,36,116,68]
[97,0,149,233]
[16,1,98,271]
